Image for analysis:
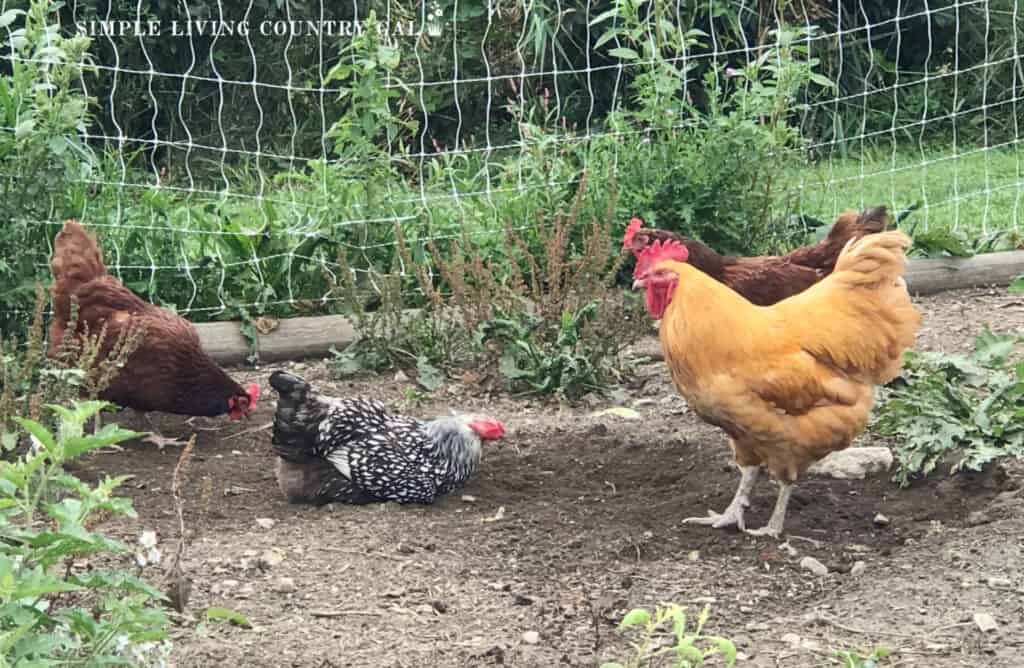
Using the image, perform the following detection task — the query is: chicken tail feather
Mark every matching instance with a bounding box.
[49,220,107,321]
[832,230,911,286]
[797,230,921,385]
[269,370,327,462]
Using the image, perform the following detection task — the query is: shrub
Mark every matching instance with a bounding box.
[1,287,145,438]
[0,1,96,332]
[331,173,644,399]
[875,328,1024,485]
[591,6,835,255]
[0,400,170,664]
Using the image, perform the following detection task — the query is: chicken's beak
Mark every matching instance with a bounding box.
[631,278,646,291]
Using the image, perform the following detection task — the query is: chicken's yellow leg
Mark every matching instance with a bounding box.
[683,465,759,530]
[745,481,792,539]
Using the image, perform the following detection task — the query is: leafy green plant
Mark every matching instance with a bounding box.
[330,173,642,399]
[1,287,145,438]
[590,0,706,132]
[1009,275,1023,293]
[834,646,892,668]
[0,0,96,332]
[601,604,737,668]
[323,9,419,161]
[591,5,835,256]
[875,328,1024,485]
[0,400,170,664]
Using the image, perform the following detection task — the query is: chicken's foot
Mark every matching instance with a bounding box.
[142,433,191,450]
[141,412,191,450]
[745,481,793,539]
[682,465,759,530]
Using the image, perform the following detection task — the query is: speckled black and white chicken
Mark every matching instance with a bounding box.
[269,370,506,505]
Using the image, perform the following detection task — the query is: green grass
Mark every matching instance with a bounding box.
[791,144,1024,239]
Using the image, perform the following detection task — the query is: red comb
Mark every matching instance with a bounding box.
[623,217,644,251]
[246,383,261,407]
[633,238,690,277]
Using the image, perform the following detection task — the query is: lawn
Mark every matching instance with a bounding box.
[792,143,1024,240]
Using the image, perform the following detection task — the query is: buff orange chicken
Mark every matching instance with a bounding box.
[631,230,921,537]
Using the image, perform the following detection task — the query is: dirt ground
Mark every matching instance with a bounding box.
[75,287,1024,668]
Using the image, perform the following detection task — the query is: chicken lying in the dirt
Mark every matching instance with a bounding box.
[48,221,259,447]
[632,229,921,537]
[269,370,506,505]
[624,207,889,306]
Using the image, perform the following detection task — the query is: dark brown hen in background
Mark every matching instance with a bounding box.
[623,206,890,306]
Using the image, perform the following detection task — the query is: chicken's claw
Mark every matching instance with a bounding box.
[743,525,782,539]
[141,433,191,450]
[682,507,746,531]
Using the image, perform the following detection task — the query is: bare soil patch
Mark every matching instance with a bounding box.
[74,287,1024,667]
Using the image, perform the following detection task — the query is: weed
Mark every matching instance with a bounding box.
[0,1,96,332]
[330,173,643,399]
[0,400,170,664]
[0,287,145,439]
[600,603,737,668]
[875,328,1024,485]
[834,646,892,668]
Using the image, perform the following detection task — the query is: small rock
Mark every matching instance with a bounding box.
[212,579,240,595]
[461,494,477,503]
[973,612,998,633]
[258,549,285,569]
[800,557,829,577]
[521,631,540,645]
[254,518,276,530]
[987,577,1012,588]
[966,511,993,527]
[873,513,890,526]
[513,594,534,606]
[394,370,409,382]
[945,549,966,562]
[273,577,297,594]
[807,447,893,479]
[780,632,802,646]
[431,600,448,614]
[850,561,867,577]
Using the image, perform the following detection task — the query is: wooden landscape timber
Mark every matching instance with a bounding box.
[194,250,1024,365]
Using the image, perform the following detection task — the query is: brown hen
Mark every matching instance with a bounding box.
[624,207,890,305]
[49,220,259,446]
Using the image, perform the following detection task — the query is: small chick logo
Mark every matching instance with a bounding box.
[426,1,444,36]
